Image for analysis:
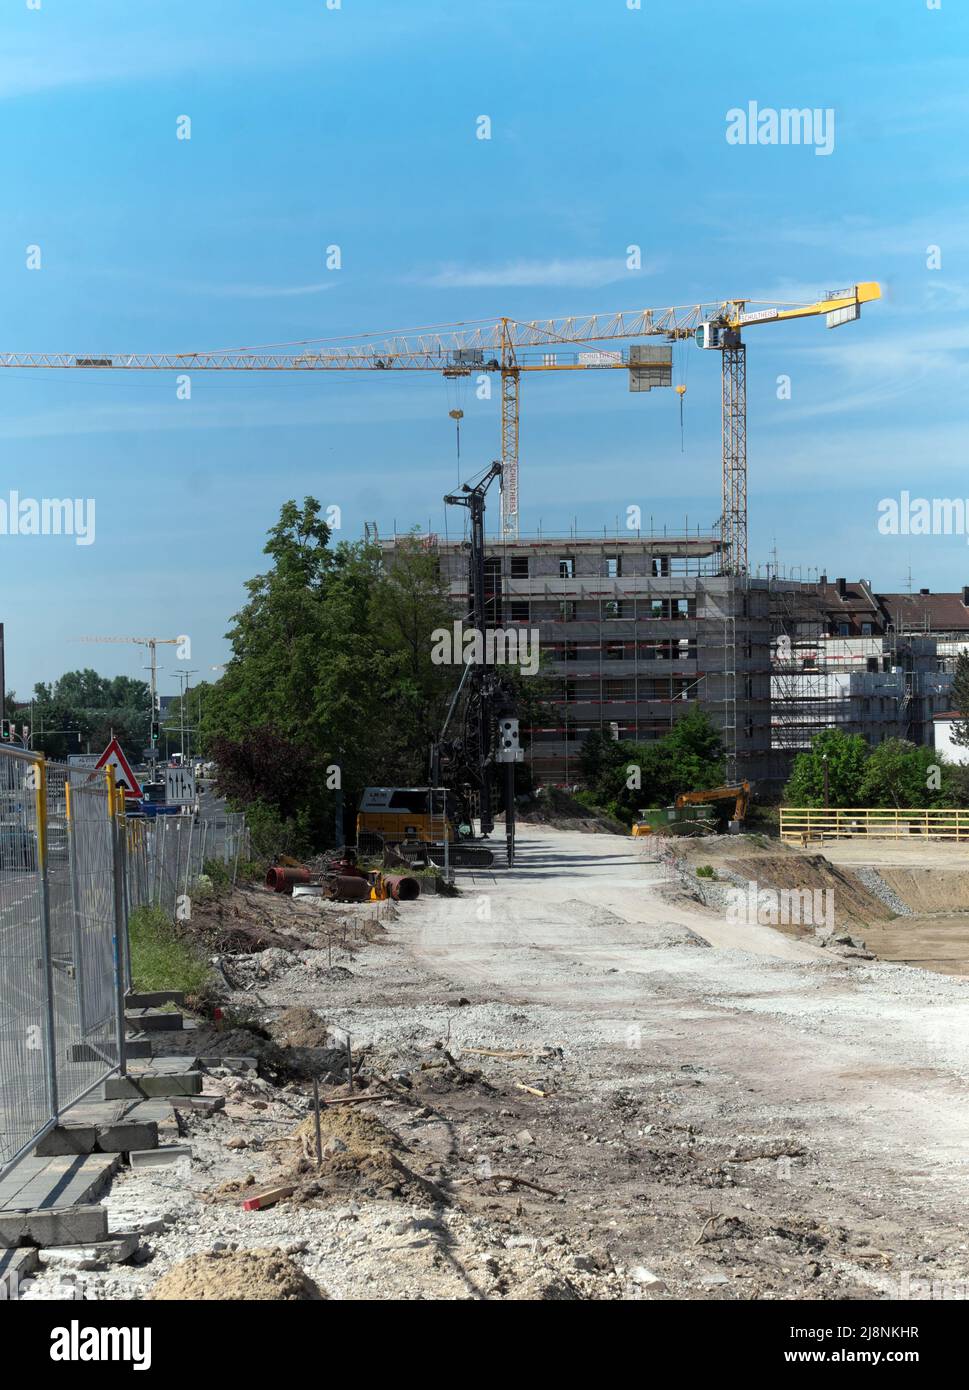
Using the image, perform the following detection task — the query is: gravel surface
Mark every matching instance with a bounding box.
[18,825,969,1302]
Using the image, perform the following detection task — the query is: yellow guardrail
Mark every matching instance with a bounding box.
[781,806,969,842]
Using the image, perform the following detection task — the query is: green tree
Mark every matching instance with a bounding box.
[18,669,151,761]
[578,709,724,823]
[858,738,950,809]
[951,651,969,749]
[202,500,470,851]
[784,728,870,807]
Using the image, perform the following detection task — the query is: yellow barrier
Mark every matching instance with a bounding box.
[781,806,969,843]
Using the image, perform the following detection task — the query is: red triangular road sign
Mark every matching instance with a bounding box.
[92,737,142,799]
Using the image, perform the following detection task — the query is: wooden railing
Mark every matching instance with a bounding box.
[780,806,969,842]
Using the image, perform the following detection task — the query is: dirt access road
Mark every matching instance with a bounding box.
[31,824,969,1302]
[408,823,969,1295]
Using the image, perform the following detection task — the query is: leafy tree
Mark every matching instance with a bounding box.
[783,728,870,807]
[858,738,951,809]
[951,651,969,749]
[14,669,151,761]
[578,709,724,823]
[201,500,472,850]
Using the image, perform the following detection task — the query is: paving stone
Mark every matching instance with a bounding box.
[37,1233,138,1269]
[0,1206,108,1249]
[95,1122,158,1153]
[33,1127,98,1158]
[0,1154,120,1211]
[125,990,185,1009]
[124,1008,183,1033]
[128,1145,192,1169]
[169,1094,225,1112]
[127,1056,199,1076]
[104,1071,202,1100]
[0,1245,39,1290]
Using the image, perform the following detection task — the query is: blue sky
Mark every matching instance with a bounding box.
[1,0,967,694]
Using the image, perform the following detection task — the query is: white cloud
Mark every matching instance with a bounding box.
[413,257,652,290]
[201,282,335,300]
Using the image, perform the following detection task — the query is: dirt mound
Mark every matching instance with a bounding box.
[515,788,626,836]
[270,1006,330,1048]
[149,1248,325,1301]
[287,1105,443,1203]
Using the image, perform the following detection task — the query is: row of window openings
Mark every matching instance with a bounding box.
[559,674,756,701]
[511,638,700,661]
[557,678,698,701]
[553,638,751,661]
[494,597,699,622]
[508,556,668,580]
[530,720,757,744]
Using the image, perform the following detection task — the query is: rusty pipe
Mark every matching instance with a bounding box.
[326,875,371,901]
[265,865,312,893]
[382,874,421,901]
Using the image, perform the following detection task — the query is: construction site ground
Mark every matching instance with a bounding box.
[21,825,969,1301]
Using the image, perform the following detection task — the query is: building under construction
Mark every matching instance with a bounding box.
[416,531,774,786]
[769,577,957,761]
[382,534,964,792]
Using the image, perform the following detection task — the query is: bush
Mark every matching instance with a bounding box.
[201,858,232,890]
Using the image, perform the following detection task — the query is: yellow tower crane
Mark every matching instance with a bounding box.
[2,282,879,572]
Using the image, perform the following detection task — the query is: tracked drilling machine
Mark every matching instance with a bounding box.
[434,461,523,867]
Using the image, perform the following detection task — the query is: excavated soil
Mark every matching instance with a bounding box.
[724,853,891,932]
[270,1006,331,1048]
[876,867,969,915]
[283,1107,445,1204]
[149,1248,326,1301]
[675,833,969,976]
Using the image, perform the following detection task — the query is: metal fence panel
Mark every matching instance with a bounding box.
[135,810,248,920]
[50,767,121,1108]
[0,748,54,1172]
[0,753,127,1179]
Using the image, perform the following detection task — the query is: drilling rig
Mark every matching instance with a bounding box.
[432,461,523,867]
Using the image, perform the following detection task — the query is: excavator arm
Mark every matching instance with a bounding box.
[674,782,751,821]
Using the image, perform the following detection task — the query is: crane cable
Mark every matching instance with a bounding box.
[674,334,691,452]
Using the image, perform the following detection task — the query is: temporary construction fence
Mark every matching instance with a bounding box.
[0,748,128,1178]
[124,811,249,922]
[780,806,969,843]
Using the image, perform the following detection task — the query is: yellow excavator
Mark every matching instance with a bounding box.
[632,782,751,836]
[674,782,750,822]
